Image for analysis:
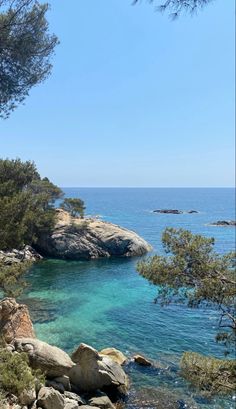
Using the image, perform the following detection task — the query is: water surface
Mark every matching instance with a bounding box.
[25,188,235,409]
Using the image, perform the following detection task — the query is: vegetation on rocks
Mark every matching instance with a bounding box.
[0,260,31,298]
[60,197,86,218]
[137,227,236,393]
[0,347,43,398]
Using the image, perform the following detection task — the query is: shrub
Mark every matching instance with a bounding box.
[180,352,236,395]
[0,348,44,397]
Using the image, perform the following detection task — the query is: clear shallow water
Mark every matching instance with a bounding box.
[24,188,235,409]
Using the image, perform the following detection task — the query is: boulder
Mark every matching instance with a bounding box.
[69,343,128,394]
[99,348,127,365]
[133,354,152,366]
[64,399,79,409]
[45,379,65,394]
[13,338,75,377]
[0,298,35,343]
[37,387,64,409]
[64,391,86,405]
[88,395,115,409]
[80,407,100,409]
[53,375,71,391]
[36,209,151,260]
[19,387,36,406]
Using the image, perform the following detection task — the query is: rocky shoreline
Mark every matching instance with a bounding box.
[0,298,156,409]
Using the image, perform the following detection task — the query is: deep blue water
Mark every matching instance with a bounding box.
[25,188,235,409]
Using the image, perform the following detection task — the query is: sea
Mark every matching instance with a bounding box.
[24,188,235,409]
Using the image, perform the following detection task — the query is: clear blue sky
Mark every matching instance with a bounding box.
[0,0,235,187]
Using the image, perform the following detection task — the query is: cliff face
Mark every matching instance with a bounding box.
[36,209,152,260]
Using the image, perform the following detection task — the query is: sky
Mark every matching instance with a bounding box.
[0,0,235,187]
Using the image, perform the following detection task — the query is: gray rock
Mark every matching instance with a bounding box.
[80,407,101,409]
[64,399,80,409]
[36,209,151,260]
[19,387,36,406]
[88,395,115,409]
[54,375,71,391]
[0,245,42,265]
[46,379,65,394]
[64,392,86,405]
[37,386,64,409]
[69,343,128,394]
[14,338,75,377]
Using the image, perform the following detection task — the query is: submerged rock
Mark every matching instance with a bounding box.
[133,354,152,366]
[0,298,35,343]
[69,343,129,395]
[13,338,75,378]
[209,220,236,226]
[36,209,151,260]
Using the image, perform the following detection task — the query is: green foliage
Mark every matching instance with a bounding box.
[0,0,58,118]
[133,0,214,18]
[0,260,31,298]
[0,158,63,250]
[60,198,86,218]
[180,352,236,395]
[137,228,236,352]
[0,348,44,397]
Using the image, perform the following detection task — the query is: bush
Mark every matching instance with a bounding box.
[0,348,44,397]
[180,352,236,395]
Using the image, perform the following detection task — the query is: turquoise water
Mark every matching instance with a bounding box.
[24,188,235,408]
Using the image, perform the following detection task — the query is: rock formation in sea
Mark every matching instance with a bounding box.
[35,209,152,260]
[153,209,198,214]
[209,220,236,226]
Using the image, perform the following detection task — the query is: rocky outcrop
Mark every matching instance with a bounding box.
[13,338,75,378]
[69,343,128,395]
[209,220,236,226]
[99,348,127,365]
[36,209,151,260]
[153,209,198,214]
[0,298,35,343]
[0,245,42,265]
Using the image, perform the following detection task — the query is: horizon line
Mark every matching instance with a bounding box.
[60,186,235,189]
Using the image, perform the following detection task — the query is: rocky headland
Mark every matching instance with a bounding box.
[35,209,152,260]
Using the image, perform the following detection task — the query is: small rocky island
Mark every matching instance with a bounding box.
[153,209,198,214]
[209,220,236,227]
[35,209,152,260]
